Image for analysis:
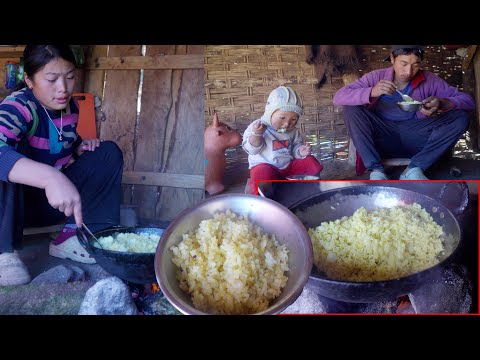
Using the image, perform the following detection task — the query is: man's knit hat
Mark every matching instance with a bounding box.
[260,86,303,126]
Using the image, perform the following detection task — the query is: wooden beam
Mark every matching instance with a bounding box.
[23,224,64,235]
[122,171,204,189]
[473,48,480,148]
[382,158,410,166]
[84,45,108,96]
[0,46,25,58]
[462,45,478,71]
[0,51,24,58]
[86,54,204,70]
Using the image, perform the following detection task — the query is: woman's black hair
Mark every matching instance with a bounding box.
[14,45,77,91]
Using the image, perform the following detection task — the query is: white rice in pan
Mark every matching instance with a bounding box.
[95,232,160,253]
[308,203,445,282]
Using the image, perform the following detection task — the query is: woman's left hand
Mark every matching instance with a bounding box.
[76,138,101,156]
[299,144,312,157]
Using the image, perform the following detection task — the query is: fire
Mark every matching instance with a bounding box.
[396,295,415,314]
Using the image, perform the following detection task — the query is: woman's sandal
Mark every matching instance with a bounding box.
[49,236,96,264]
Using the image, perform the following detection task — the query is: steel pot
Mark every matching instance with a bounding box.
[288,182,468,303]
[155,194,313,315]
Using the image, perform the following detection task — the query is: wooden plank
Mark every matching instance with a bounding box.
[84,45,108,98]
[0,46,25,58]
[85,46,129,199]
[132,45,176,221]
[382,158,411,166]
[0,46,25,51]
[473,48,480,148]
[86,54,204,70]
[156,45,205,221]
[121,184,133,207]
[23,224,64,235]
[462,45,478,71]
[100,45,141,172]
[123,171,204,189]
[462,66,478,151]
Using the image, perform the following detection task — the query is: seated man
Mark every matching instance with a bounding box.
[333,45,474,180]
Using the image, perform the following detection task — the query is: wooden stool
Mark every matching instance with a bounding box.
[348,140,410,173]
[382,158,411,167]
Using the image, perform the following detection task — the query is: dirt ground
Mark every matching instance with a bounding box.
[220,157,480,196]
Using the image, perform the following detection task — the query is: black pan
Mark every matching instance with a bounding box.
[77,227,164,284]
[288,182,468,303]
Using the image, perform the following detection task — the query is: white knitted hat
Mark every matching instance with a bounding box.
[260,86,303,127]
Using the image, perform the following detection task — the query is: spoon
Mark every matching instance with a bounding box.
[257,186,266,197]
[80,222,103,249]
[396,89,415,102]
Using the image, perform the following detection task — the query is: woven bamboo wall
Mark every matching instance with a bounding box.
[205,45,465,179]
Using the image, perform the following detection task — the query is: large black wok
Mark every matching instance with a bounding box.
[77,227,164,284]
[288,183,468,303]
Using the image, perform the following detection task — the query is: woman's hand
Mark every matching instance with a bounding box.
[76,138,101,157]
[44,172,83,226]
[299,144,312,157]
[7,157,83,225]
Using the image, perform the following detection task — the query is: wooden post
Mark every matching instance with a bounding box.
[473,48,480,150]
[342,73,360,166]
[84,45,108,98]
